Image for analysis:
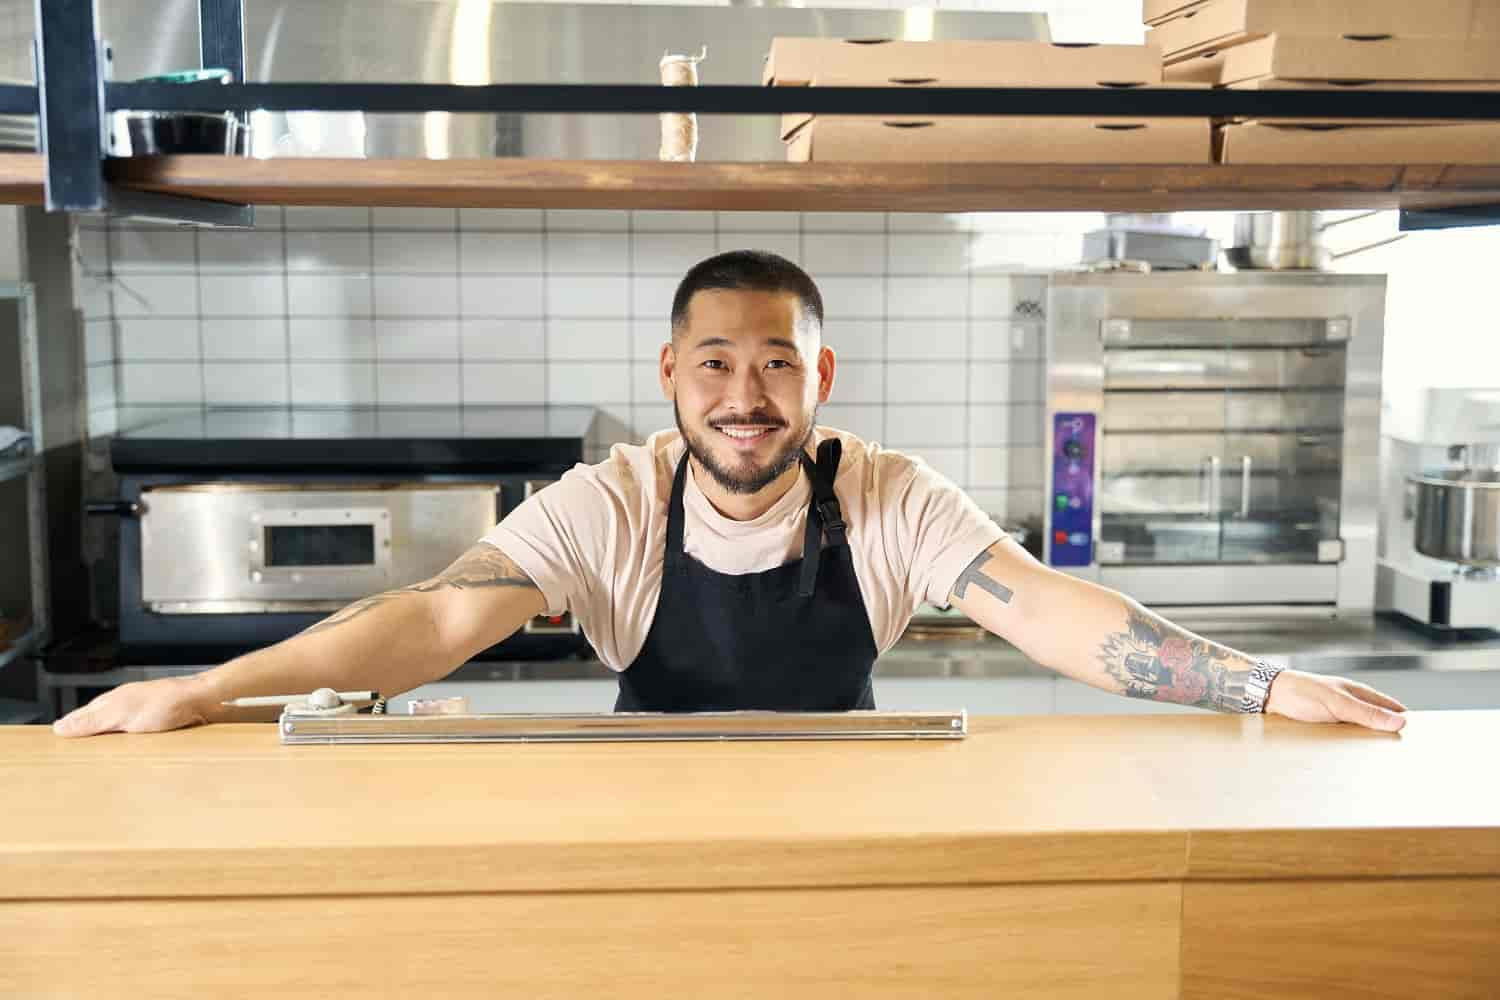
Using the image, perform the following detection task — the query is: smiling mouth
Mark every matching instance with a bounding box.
[713,423,782,443]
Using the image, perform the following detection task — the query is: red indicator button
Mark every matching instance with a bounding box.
[1054,530,1068,545]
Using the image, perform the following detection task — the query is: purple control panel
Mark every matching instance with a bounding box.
[1049,412,1095,568]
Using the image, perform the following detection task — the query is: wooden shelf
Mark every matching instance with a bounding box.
[2,153,1500,212]
[0,154,42,205]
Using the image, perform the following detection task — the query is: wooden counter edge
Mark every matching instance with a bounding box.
[0,830,1188,900]
[1187,826,1500,880]
[5,825,1499,900]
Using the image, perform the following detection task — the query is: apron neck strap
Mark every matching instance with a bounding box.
[667,437,845,595]
[665,450,691,573]
[798,437,846,598]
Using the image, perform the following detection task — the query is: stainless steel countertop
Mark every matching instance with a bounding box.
[36,618,1500,691]
[873,618,1500,679]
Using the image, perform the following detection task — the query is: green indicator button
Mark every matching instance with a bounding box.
[1055,494,1070,511]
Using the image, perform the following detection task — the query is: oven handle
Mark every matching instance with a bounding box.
[86,499,144,518]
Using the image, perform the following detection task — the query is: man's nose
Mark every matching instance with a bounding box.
[723,366,769,409]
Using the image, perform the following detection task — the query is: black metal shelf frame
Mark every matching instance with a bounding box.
[25,0,1500,228]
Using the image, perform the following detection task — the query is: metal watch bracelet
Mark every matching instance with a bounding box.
[1241,660,1284,714]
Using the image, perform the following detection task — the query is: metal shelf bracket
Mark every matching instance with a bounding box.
[1398,204,1500,232]
[33,0,253,227]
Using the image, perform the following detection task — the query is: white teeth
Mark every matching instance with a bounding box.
[719,427,770,439]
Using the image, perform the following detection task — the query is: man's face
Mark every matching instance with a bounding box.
[661,288,835,496]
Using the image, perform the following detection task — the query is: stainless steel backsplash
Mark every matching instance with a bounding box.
[2,1,1047,159]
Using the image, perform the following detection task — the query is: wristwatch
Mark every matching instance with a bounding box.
[1241,660,1284,714]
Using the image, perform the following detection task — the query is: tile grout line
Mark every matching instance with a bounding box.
[455,209,464,410]
[881,212,890,449]
[627,211,638,446]
[368,207,379,407]
[963,219,974,496]
[281,210,292,407]
[193,226,206,416]
[541,213,550,409]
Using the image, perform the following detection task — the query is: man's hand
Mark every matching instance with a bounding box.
[1265,670,1408,733]
[52,675,212,738]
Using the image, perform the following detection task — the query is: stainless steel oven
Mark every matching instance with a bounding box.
[93,406,598,662]
[1044,272,1386,621]
[138,483,497,614]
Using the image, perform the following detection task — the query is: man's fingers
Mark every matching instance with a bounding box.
[53,701,123,738]
[1334,691,1406,733]
[1339,679,1408,713]
[52,706,105,738]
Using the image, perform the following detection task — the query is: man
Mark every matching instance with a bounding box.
[54,251,1407,737]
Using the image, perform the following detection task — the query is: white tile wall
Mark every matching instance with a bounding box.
[290,317,376,359]
[76,208,1070,521]
[376,318,460,360]
[201,274,286,316]
[203,318,288,360]
[462,318,546,360]
[206,362,289,406]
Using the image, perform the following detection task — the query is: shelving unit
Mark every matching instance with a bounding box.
[0,281,48,725]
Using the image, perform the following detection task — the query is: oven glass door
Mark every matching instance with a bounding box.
[1098,319,1345,566]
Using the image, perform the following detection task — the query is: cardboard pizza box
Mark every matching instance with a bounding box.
[764,38,1161,89]
[783,115,1210,163]
[1217,119,1500,162]
[1164,33,1500,85]
[1150,0,1500,62]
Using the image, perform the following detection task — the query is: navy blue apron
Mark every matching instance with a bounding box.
[615,438,879,712]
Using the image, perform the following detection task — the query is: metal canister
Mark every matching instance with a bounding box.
[1411,467,1500,566]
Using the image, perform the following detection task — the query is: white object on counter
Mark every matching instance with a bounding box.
[659,48,706,162]
[408,696,470,716]
[222,688,379,712]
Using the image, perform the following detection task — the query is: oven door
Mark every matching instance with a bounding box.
[138,483,500,614]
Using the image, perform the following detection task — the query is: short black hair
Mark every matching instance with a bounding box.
[670,250,824,334]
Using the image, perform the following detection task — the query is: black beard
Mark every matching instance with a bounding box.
[674,400,816,496]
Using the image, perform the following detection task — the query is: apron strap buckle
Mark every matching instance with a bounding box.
[815,497,847,540]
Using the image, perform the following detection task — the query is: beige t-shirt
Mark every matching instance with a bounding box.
[483,426,1004,671]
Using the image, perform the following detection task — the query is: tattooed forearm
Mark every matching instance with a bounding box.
[952,549,1014,605]
[1096,601,1254,713]
[301,591,408,636]
[301,545,538,637]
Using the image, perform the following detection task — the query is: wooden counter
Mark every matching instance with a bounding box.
[3,711,1498,998]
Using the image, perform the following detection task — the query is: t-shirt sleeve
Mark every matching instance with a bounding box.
[479,464,616,618]
[892,458,1007,610]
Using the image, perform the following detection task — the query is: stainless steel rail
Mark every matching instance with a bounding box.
[278,708,968,744]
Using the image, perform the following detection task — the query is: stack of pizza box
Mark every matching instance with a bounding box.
[1147,0,1500,163]
[765,37,1210,164]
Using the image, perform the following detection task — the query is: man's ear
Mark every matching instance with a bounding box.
[659,341,677,401]
[816,343,836,404]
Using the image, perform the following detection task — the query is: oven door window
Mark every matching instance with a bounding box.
[247,506,394,597]
[1099,325,1347,566]
[265,524,377,568]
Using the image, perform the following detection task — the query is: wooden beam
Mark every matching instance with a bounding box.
[1,151,1497,212]
[103,156,1500,213]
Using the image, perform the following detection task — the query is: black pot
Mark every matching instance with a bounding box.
[109,111,249,157]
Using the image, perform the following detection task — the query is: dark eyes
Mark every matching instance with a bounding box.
[700,359,793,371]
